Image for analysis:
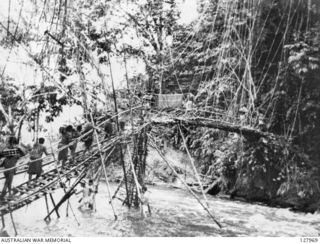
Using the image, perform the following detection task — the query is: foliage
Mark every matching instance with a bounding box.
[122,0,180,93]
[0,0,319,212]
[0,79,24,131]
[155,0,320,211]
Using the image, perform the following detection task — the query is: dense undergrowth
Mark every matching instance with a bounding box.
[156,124,320,213]
[145,0,320,213]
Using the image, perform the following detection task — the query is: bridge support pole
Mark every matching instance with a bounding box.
[66,180,71,218]
[44,194,51,221]
[178,124,210,208]
[49,193,60,219]
[107,51,130,206]
[1,215,5,229]
[89,112,118,220]
[44,170,86,222]
[126,145,142,209]
[8,205,17,236]
[149,136,222,229]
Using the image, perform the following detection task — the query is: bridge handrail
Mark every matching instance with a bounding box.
[0,106,142,174]
[0,137,112,180]
[0,140,117,210]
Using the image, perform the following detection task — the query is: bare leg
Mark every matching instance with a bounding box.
[70,143,77,161]
[148,204,152,216]
[61,159,67,168]
[78,199,86,210]
[141,206,147,218]
[93,197,97,212]
[7,172,14,197]
[28,174,33,187]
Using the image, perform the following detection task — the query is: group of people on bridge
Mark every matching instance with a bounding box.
[0,113,115,202]
[0,112,152,218]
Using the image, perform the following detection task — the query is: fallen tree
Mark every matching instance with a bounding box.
[151,116,281,140]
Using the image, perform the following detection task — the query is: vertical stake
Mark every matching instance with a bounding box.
[49,193,60,218]
[149,137,222,229]
[8,205,17,236]
[1,215,5,229]
[126,144,142,209]
[44,194,51,221]
[89,112,118,220]
[108,51,129,205]
[178,124,210,208]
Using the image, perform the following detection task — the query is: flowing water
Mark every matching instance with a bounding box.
[1,182,319,237]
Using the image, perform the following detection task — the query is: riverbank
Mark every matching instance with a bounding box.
[121,142,320,214]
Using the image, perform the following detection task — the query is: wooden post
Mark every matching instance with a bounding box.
[111,177,125,201]
[107,52,120,129]
[123,52,130,92]
[77,37,88,114]
[123,51,136,195]
[48,136,75,218]
[126,144,142,208]
[44,194,51,221]
[8,205,17,236]
[149,136,222,229]
[178,124,210,208]
[89,112,118,220]
[44,171,85,224]
[58,0,68,83]
[123,52,134,130]
[66,180,70,217]
[49,193,60,218]
[1,215,5,229]
[108,51,129,205]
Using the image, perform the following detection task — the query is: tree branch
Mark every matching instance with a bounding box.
[0,96,9,123]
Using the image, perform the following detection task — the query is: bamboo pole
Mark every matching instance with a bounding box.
[148,136,222,229]
[58,0,68,83]
[1,215,5,229]
[123,52,130,92]
[66,180,70,217]
[111,176,125,201]
[77,38,88,114]
[9,207,17,236]
[44,194,51,221]
[89,112,118,220]
[123,52,135,132]
[44,169,86,222]
[49,193,60,218]
[178,124,210,208]
[126,144,142,208]
[103,146,116,167]
[107,52,119,128]
[47,136,80,225]
[123,51,138,202]
[107,51,129,205]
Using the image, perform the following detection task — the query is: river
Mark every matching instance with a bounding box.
[1,182,319,237]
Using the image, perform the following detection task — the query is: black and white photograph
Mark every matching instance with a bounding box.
[0,0,319,239]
